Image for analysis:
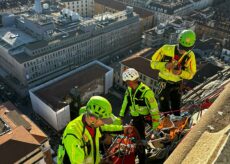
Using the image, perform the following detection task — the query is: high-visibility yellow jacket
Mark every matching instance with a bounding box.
[151,44,197,82]
[58,114,123,164]
[119,82,160,129]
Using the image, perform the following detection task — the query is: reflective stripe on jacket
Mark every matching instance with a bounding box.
[119,82,160,128]
[151,44,196,82]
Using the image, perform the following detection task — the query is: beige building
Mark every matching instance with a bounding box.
[94,0,154,31]
[0,102,52,164]
[0,8,141,90]
[60,0,94,17]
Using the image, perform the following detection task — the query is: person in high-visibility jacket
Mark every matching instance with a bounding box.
[151,29,197,116]
[57,96,132,164]
[119,68,160,164]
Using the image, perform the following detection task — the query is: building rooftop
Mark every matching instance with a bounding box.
[0,102,48,143]
[0,102,48,163]
[121,48,159,79]
[0,126,40,164]
[34,62,110,111]
[2,9,139,63]
[95,0,153,18]
[0,27,35,50]
[147,0,192,14]
[184,62,224,88]
[195,38,221,51]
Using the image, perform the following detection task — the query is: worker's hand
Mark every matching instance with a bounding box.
[165,62,174,70]
[172,68,182,75]
[123,125,134,135]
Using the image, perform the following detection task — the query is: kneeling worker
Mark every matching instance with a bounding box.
[58,96,132,164]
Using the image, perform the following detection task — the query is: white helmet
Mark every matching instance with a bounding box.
[122,68,139,82]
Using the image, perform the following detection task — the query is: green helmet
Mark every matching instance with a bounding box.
[178,29,196,49]
[86,96,113,124]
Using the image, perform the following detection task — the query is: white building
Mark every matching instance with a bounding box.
[29,61,113,131]
[0,8,140,90]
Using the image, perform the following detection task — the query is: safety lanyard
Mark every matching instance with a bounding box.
[177,50,191,65]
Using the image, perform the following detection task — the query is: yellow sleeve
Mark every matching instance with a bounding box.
[151,45,167,71]
[180,52,197,80]
[119,90,129,117]
[144,90,160,129]
[63,135,85,164]
[101,124,123,132]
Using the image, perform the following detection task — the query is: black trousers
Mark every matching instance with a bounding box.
[132,116,146,164]
[158,79,182,116]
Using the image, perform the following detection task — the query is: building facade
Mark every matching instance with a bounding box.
[60,0,94,17]
[0,7,141,90]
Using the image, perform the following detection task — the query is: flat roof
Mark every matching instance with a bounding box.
[0,27,35,49]
[121,48,159,79]
[95,0,154,18]
[34,63,109,111]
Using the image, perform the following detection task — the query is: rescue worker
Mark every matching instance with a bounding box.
[57,96,132,164]
[151,29,197,117]
[79,104,122,148]
[119,68,160,164]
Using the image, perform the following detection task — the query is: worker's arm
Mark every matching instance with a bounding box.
[151,45,168,71]
[119,90,129,117]
[101,124,124,134]
[179,52,197,80]
[144,90,160,130]
[63,135,85,164]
